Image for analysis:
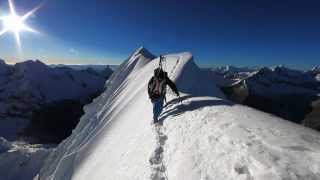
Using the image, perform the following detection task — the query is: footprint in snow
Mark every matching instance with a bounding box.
[149,124,168,180]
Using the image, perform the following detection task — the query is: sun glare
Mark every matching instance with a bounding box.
[2,15,25,32]
[0,0,41,49]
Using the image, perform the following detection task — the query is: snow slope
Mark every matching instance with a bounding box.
[38,49,320,180]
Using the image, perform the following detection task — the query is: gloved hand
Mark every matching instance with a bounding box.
[149,96,156,103]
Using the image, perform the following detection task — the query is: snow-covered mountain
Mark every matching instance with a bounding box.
[79,65,114,79]
[37,48,320,180]
[0,60,106,117]
[51,64,119,72]
[51,64,116,79]
[0,59,113,180]
[211,65,261,83]
[222,66,320,130]
[201,68,233,87]
[307,66,320,81]
[212,65,260,74]
[0,59,108,142]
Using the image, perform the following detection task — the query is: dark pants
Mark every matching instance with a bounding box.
[152,96,164,122]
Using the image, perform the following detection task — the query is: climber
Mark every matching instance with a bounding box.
[148,55,180,124]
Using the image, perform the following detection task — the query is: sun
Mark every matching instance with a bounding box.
[2,15,26,32]
[0,0,41,49]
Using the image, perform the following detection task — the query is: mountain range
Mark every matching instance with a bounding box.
[0,59,113,143]
[215,65,320,130]
[34,48,320,180]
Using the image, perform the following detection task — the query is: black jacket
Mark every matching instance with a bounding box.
[148,75,179,100]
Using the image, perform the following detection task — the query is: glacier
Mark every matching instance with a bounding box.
[37,48,320,180]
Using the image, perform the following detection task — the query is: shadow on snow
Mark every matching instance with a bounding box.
[158,95,233,123]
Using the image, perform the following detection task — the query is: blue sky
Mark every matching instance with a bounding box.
[0,0,319,69]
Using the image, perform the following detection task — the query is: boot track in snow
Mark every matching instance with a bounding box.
[149,124,168,180]
[149,55,180,180]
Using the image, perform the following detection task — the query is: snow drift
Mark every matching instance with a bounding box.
[38,48,320,180]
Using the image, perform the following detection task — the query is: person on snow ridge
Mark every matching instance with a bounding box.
[148,56,179,124]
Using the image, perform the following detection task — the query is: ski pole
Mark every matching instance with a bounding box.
[178,95,182,104]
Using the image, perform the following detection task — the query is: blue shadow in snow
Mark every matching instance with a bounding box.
[158,95,233,123]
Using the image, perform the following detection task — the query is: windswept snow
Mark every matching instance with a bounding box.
[38,49,320,180]
[162,94,320,180]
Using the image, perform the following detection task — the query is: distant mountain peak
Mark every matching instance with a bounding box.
[254,67,271,74]
[15,59,48,69]
[0,59,10,74]
[132,46,156,60]
[310,66,320,72]
[0,59,6,65]
[16,59,46,66]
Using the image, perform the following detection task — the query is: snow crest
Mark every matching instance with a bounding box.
[38,49,320,180]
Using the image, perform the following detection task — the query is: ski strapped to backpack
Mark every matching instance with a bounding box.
[148,55,180,101]
[148,55,167,99]
[151,78,165,97]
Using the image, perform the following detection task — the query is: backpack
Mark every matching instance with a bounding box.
[148,76,167,99]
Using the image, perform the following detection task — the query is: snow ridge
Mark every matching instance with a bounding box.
[149,56,181,180]
[38,48,320,180]
[39,48,157,180]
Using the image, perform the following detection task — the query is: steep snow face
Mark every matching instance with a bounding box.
[39,50,320,180]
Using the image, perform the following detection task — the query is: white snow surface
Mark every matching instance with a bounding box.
[38,50,320,180]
